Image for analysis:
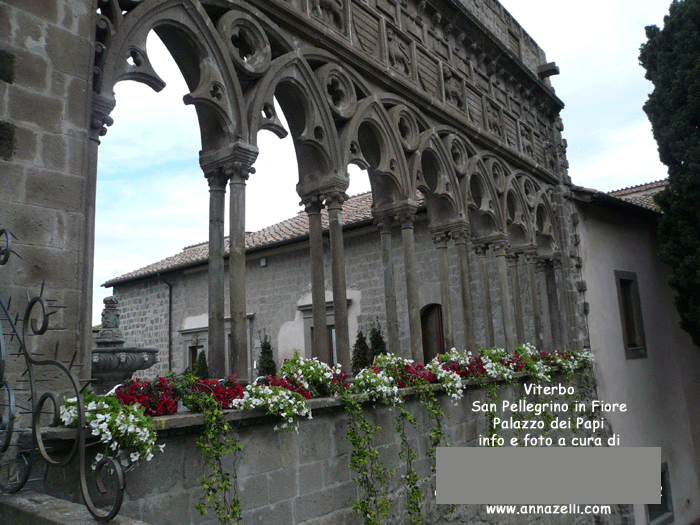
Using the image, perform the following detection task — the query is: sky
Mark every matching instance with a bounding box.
[92,0,670,324]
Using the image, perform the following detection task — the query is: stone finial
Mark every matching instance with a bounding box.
[96,296,125,346]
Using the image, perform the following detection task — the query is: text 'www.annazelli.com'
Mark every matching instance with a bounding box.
[485,504,612,515]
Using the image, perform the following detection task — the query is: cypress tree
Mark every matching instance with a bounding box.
[351,329,371,374]
[257,332,277,377]
[194,351,209,379]
[640,0,700,347]
[368,319,387,363]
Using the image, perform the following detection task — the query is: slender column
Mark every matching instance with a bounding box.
[325,192,351,369]
[304,196,328,361]
[205,169,229,379]
[492,238,515,351]
[399,211,423,362]
[536,258,554,350]
[451,228,475,351]
[229,163,254,382]
[507,252,526,346]
[432,231,454,350]
[474,243,495,348]
[524,249,544,349]
[552,255,571,350]
[376,216,399,353]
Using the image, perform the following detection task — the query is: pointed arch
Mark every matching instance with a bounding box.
[97,0,248,152]
[247,50,346,196]
[465,154,502,239]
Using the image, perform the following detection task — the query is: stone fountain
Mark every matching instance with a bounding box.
[91,296,158,394]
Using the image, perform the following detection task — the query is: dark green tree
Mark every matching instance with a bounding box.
[640,0,700,347]
[257,332,277,377]
[194,350,209,379]
[368,319,387,364]
[351,329,371,375]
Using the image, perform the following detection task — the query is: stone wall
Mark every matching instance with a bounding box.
[41,377,632,525]
[0,0,95,386]
[112,214,544,380]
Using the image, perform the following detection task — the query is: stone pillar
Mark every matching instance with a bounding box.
[432,231,454,350]
[536,258,554,350]
[474,243,495,348]
[376,216,399,353]
[205,169,229,379]
[451,228,475,351]
[325,192,351,369]
[552,255,571,350]
[229,163,255,383]
[507,252,526,346]
[524,250,544,349]
[304,195,328,361]
[399,211,423,362]
[492,238,515,351]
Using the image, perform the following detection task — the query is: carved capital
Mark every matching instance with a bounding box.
[397,211,416,230]
[491,236,509,256]
[535,258,548,273]
[89,93,116,144]
[474,243,489,257]
[205,167,230,191]
[506,252,519,266]
[229,162,256,185]
[450,228,470,245]
[302,194,325,216]
[374,214,394,234]
[323,191,348,211]
[432,231,449,249]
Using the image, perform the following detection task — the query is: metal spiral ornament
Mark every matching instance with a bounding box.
[0,227,126,522]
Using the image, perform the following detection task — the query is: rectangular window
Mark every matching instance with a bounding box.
[647,463,673,525]
[614,270,647,359]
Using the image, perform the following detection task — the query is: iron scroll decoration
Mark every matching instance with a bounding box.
[0,228,126,522]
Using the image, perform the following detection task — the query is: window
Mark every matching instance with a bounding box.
[647,463,673,525]
[421,304,444,363]
[614,270,647,359]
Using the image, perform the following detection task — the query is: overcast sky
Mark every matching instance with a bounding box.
[92,0,670,323]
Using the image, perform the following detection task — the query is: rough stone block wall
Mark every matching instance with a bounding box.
[0,0,95,393]
[41,378,631,525]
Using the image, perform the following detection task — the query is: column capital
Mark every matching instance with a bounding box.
[323,191,348,210]
[474,242,489,257]
[374,214,394,234]
[431,231,449,248]
[551,253,564,270]
[535,258,549,273]
[397,211,416,230]
[229,162,256,184]
[90,93,116,144]
[521,245,539,262]
[301,194,325,215]
[506,252,520,267]
[205,167,230,190]
[449,227,470,245]
[491,236,509,255]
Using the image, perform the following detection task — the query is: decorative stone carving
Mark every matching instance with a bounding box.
[443,67,465,111]
[315,64,358,120]
[387,26,412,77]
[389,105,419,152]
[217,11,271,77]
[311,0,344,31]
[486,101,503,138]
[520,126,534,157]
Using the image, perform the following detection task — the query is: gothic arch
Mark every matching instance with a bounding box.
[94,0,248,153]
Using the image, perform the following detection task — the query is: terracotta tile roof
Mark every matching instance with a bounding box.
[608,179,667,211]
[104,192,375,286]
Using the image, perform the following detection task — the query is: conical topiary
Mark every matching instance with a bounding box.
[257,332,277,377]
[194,350,209,379]
[351,329,371,375]
[368,318,387,364]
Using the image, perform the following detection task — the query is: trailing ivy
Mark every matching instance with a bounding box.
[193,394,243,525]
[395,405,423,525]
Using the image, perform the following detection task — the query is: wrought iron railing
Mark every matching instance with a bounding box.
[0,228,125,522]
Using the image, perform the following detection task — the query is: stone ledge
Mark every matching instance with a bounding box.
[0,491,151,525]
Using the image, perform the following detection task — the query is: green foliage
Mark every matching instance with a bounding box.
[639,0,700,348]
[257,331,277,377]
[194,351,209,380]
[395,406,423,525]
[368,319,387,363]
[195,394,243,525]
[352,330,371,375]
[342,390,392,525]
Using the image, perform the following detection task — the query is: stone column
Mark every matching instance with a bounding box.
[304,195,328,361]
[474,243,495,348]
[552,255,571,350]
[492,238,515,351]
[376,216,399,353]
[229,162,255,382]
[399,211,423,362]
[205,169,229,379]
[507,252,526,346]
[536,258,554,350]
[524,249,544,349]
[325,192,351,369]
[432,231,454,350]
[451,228,475,351]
